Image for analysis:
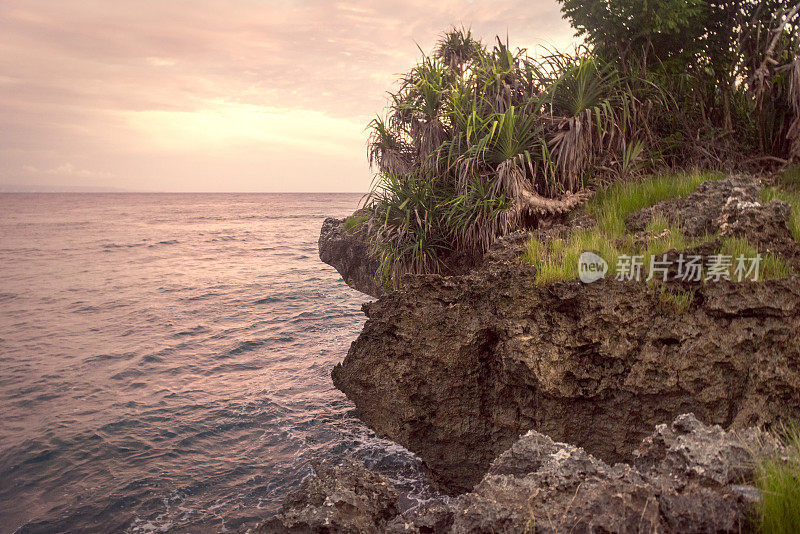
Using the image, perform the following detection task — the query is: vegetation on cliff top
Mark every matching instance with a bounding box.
[360,1,800,287]
[522,172,795,285]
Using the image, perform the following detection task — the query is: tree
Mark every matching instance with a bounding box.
[557,0,707,68]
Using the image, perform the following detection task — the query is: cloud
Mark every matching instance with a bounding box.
[0,0,574,192]
[24,163,114,178]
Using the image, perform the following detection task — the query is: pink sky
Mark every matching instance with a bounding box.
[0,1,574,192]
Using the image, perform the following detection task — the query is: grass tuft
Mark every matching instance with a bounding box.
[718,237,794,281]
[655,284,694,314]
[760,165,800,241]
[523,229,622,285]
[754,424,800,534]
[585,171,723,234]
[775,165,800,192]
[761,188,800,242]
[523,173,793,284]
[343,213,370,233]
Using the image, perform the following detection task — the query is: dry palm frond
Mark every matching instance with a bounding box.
[547,112,594,191]
[409,117,447,166]
[516,188,593,215]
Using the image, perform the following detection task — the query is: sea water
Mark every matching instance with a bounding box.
[0,193,431,533]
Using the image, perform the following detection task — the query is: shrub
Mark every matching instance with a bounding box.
[362,0,800,283]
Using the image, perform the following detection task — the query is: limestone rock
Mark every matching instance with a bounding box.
[318,212,383,298]
[260,415,782,533]
[256,460,400,533]
[332,176,800,493]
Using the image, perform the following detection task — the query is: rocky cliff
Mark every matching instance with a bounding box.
[258,414,784,533]
[319,211,484,298]
[319,212,383,298]
[331,176,800,493]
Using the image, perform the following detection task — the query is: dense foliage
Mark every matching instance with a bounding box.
[362,2,800,286]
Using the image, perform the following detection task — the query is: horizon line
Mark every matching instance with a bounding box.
[0,190,368,194]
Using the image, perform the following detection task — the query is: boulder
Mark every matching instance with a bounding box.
[255,460,400,533]
[625,175,762,237]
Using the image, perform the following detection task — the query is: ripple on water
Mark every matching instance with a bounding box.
[0,193,434,533]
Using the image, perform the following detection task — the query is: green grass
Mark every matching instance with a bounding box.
[524,222,712,285]
[655,284,694,314]
[585,171,724,234]
[719,237,794,281]
[775,165,800,192]
[761,165,800,242]
[525,172,718,284]
[762,188,800,242]
[523,173,793,285]
[522,228,623,285]
[343,213,370,233]
[754,425,800,534]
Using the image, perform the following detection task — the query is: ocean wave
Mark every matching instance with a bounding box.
[0,193,382,532]
[226,339,266,356]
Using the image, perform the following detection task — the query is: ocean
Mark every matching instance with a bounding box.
[0,193,431,533]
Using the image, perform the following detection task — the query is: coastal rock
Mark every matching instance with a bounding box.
[255,460,400,533]
[625,174,763,236]
[261,415,782,533]
[332,175,800,492]
[319,211,383,298]
[443,413,780,534]
[333,268,800,493]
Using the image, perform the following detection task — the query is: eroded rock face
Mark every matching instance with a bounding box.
[332,176,800,493]
[319,213,383,298]
[260,415,783,534]
[333,268,800,493]
[440,413,781,534]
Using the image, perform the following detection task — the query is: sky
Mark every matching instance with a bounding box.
[0,1,574,192]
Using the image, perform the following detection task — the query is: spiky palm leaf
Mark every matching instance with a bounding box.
[367,116,412,176]
[434,27,484,75]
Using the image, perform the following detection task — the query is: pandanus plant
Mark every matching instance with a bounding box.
[366,28,656,283]
[541,54,653,189]
[435,26,483,75]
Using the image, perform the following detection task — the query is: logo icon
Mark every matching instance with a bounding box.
[578,251,608,283]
